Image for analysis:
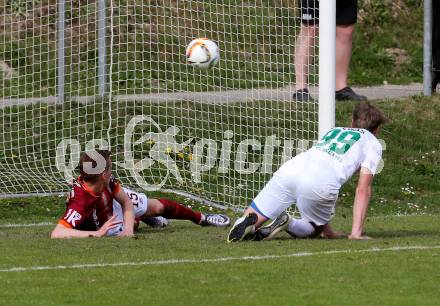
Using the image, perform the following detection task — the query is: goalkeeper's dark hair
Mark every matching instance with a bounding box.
[352,102,389,133]
[79,149,112,183]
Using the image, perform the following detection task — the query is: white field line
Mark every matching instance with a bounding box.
[368,214,436,219]
[0,214,436,229]
[0,222,53,228]
[1,245,439,273]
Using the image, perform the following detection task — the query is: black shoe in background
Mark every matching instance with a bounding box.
[292,88,314,102]
[432,70,440,93]
[335,86,367,101]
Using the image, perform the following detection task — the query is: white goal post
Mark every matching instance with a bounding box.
[0,0,335,211]
[319,0,336,138]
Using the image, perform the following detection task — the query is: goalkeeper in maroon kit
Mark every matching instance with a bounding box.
[51,150,230,238]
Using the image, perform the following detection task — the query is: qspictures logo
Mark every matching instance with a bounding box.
[55,116,386,192]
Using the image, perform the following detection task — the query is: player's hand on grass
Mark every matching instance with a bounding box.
[321,223,346,239]
[322,230,347,239]
[118,227,134,238]
[348,234,372,240]
[97,215,122,237]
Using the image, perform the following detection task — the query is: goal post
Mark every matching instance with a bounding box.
[319,0,336,138]
[0,0,335,211]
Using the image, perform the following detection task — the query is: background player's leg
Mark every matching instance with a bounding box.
[293,0,318,102]
[294,25,317,92]
[334,24,366,100]
[335,24,354,91]
[334,0,366,101]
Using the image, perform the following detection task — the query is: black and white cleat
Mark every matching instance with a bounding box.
[227,213,258,243]
[253,211,290,241]
[200,214,231,227]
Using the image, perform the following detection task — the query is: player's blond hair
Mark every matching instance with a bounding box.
[352,102,389,133]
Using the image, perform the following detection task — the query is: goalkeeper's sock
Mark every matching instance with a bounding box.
[158,198,202,224]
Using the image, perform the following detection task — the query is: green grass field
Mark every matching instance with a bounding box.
[0,1,437,304]
[1,205,440,306]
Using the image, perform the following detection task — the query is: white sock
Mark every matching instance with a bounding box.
[287,218,315,238]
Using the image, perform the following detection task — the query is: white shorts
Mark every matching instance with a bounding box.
[252,172,339,226]
[107,187,148,236]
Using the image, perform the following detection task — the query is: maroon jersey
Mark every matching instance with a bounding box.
[58,176,121,231]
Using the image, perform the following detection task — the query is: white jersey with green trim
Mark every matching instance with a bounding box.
[275,127,383,188]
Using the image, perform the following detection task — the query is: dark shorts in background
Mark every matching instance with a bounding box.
[300,0,358,26]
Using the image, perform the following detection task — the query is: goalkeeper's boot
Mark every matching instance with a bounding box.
[432,70,440,92]
[141,216,169,228]
[227,213,258,243]
[292,88,314,102]
[200,214,231,227]
[253,211,290,241]
[335,86,367,101]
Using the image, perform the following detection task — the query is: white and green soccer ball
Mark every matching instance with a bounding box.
[186,38,220,69]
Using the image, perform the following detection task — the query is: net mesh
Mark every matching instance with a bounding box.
[0,0,318,210]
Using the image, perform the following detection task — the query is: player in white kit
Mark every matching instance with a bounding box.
[227,102,388,242]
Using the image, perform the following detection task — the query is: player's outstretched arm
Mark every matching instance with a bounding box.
[114,188,135,237]
[349,167,374,240]
[50,215,122,239]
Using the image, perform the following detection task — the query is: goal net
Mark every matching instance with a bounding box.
[0,0,326,211]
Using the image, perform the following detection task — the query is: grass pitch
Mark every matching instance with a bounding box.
[0,202,440,306]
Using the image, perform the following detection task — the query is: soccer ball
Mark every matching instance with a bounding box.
[186,38,220,69]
